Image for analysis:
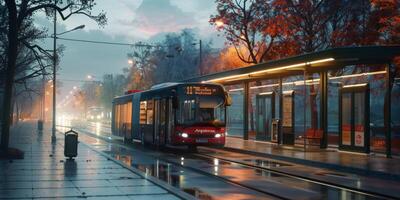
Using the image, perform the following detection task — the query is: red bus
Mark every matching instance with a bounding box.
[112,82,231,149]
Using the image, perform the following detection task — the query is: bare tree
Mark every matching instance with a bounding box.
[1,0,106,152]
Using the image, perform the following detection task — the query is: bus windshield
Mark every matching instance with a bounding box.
[177,96,225,127]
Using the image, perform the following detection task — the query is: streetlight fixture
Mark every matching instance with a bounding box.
[56,25,85,36]
[51,0,85,142]
[215,20,224,28]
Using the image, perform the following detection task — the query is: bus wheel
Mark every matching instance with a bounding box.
[188,145,197,152]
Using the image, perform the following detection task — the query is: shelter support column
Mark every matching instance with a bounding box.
[243,82,249,140]
[385,63,392,158]
[278,77,283,145]
[320,71,328,149]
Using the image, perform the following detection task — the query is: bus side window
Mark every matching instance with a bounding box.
[146,100,153,125]
[140,101,147,124]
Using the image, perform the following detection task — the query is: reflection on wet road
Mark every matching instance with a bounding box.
[59,123,276,200]
[58,121,387,200]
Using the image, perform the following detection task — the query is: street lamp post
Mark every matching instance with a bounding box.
[51,0,84,142]
[199,39,202,76]
[51,0,57,142]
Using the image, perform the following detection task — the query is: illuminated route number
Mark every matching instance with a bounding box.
[186,86,217,95]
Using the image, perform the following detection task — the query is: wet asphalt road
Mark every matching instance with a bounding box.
[57,120,390,200]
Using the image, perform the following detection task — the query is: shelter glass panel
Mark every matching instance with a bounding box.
[328,64,386,153]
[226,84,244,137]
[249,79,279,141]
[392,62,400,155]
[281,75,309,145]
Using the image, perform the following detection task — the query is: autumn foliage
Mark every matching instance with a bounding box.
[209,0,400,72]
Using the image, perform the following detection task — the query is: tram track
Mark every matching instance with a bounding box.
[193,150,394,200]
[61,124,279,200]
[66,122,393,200]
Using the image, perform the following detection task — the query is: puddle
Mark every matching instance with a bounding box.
[254,169,284,178]
[242,159,291,168]
[316,172,348,178]
[108,152,217,200]
[183,187,215,200]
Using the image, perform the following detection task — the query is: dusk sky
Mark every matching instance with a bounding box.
[35,0,224,99]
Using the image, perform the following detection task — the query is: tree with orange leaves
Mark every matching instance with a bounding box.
[210,0,285,65]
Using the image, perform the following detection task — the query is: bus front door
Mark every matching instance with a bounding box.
[159,99,167,146]
[339,84,370,153]
[154,99,168,147]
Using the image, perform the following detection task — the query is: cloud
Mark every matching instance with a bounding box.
[131,0,197,37]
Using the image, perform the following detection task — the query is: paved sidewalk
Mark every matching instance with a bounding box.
[224,137,400,179]
[0,122,191,199]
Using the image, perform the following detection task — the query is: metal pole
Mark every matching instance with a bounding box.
[385,63,392,158]
[51,0,57,142]
[278,77,283,145]
[303,71,307,151]
[320,71,328,148]
[243,82,249,140]
[199,40,202,75]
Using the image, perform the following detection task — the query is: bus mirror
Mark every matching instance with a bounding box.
[225,92,232,106]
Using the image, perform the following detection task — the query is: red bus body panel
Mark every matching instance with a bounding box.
[171,126,225,146]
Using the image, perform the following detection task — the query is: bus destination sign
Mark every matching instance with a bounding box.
[185,86,217,95]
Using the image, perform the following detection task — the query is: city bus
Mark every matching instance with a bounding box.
[112,82,231,149]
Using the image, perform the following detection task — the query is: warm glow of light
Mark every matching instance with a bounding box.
[249,63,306,76]
[215,20,224,27]
[87,75,93,79]
[229,88,244,92]
[204,58,335,83]
[230,70,385,91]
[128,59,134,65]
[258,92,273,95]
[343,83,368,88]
[206,74,248,83]
[73,86,77,90]
[95,122,101,135]
[283,90,294,94]
[306,58,335,65]
[329,70,386,80]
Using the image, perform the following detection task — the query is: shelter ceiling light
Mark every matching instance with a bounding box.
[204,58,335,83]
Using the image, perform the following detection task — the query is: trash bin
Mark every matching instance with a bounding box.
[64,130,78,159]
[37,120,43,131]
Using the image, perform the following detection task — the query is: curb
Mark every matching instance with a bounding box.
[57,130,196,200]
[221,146,400,181]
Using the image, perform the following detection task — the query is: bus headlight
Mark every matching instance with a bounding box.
[181,133,188,138]
[215,133,222,138]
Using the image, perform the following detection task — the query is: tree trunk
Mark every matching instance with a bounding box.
[1,0,18,151]
[15,100,19,124]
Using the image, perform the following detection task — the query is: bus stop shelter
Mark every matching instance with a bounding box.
[186,46,400,157]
